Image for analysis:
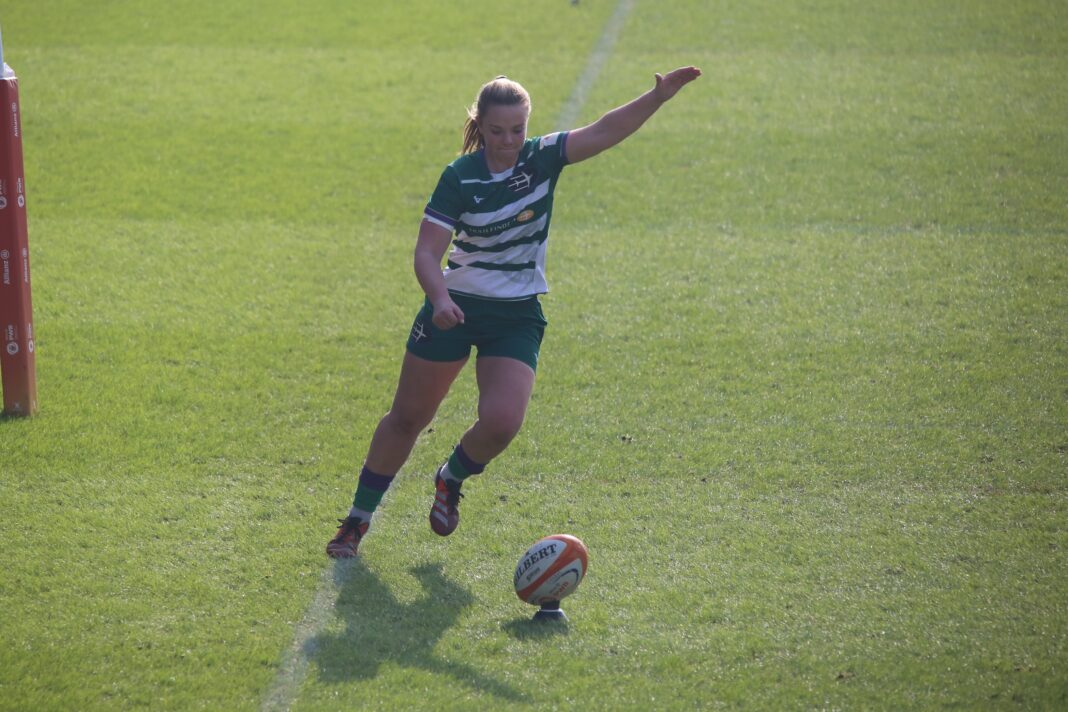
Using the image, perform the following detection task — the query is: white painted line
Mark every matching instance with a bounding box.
[260,560,359,712]
[555,0,637,132]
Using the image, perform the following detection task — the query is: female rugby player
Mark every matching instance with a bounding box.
[328,66,701,557]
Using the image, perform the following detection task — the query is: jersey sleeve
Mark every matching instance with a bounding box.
[423,166,463,231]
[534,131,570,175]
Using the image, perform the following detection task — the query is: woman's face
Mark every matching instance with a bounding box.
[479,103,529,170]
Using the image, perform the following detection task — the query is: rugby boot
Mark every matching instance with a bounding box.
[429,470,464,536]
[326,516,368,558]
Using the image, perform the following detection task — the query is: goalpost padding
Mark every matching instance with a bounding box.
[0,63,38,416]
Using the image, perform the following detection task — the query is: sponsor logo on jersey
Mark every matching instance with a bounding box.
[517,209,534,223]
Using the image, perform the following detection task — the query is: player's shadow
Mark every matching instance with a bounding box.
[307,559,526,703]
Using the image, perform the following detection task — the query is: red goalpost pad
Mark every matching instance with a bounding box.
[0,65,38,416]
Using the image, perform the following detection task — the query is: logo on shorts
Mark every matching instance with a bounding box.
[410,319,429,343]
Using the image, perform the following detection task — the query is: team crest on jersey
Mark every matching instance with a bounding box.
[508,166,538,195]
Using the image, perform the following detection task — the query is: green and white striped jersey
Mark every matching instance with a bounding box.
[423,132,570,300]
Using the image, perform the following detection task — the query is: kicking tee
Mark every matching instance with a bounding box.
[423,132,570,300]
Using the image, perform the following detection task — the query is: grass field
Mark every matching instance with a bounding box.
[1,0,1066,709]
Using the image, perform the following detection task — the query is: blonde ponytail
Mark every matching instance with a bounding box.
[462,111,482,155]
[460,76,531,155]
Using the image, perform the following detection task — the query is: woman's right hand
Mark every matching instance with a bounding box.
[431,297,465,330]
[415,220,465,331]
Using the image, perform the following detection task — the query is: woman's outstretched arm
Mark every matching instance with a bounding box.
[565,66,702,165]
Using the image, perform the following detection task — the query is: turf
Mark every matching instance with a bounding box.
[1,0,1066,709]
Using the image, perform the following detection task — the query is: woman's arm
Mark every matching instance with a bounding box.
[414,219,465,329]
[565,66,702,165]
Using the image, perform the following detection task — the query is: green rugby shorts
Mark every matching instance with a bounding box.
[406,293,547,371]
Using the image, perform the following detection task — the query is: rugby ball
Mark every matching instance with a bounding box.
[514,534,589,605]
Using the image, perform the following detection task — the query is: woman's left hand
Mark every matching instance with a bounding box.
[653,66,702,103]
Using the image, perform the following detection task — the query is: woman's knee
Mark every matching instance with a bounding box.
[382,406,434,439]
[477,408,525,447]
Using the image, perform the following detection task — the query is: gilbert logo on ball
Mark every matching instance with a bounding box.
[514,534,589,606]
